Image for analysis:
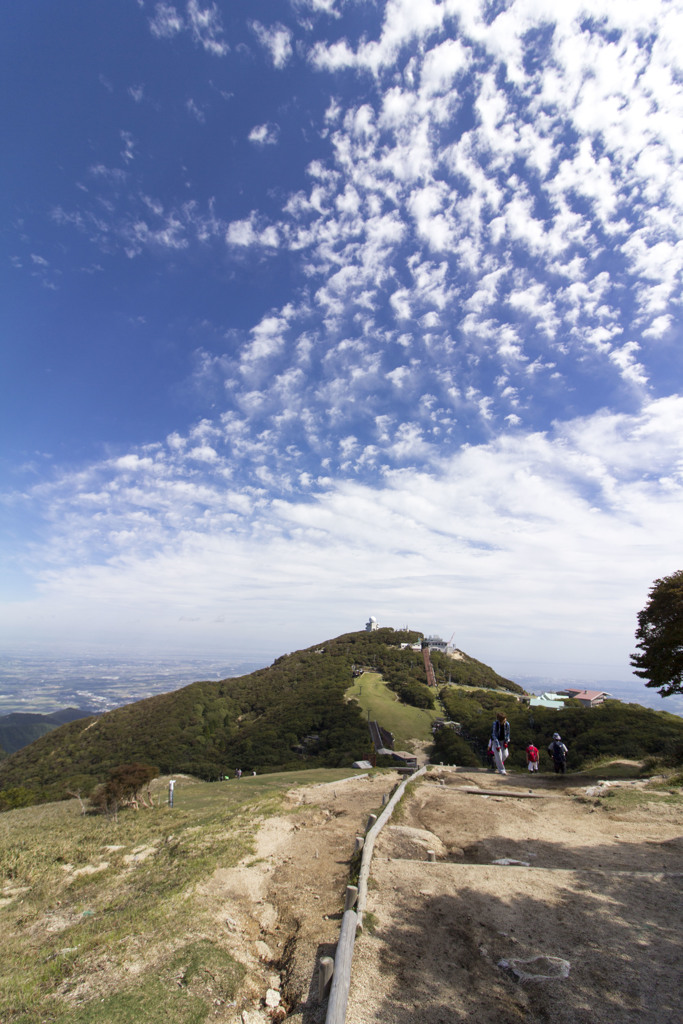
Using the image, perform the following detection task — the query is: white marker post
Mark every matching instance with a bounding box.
[168,779,176,808]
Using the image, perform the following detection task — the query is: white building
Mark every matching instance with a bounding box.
[423,634,448,652]
[365,615,379,631]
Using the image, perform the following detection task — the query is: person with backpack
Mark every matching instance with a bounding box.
[526,742,539,772]
[548,732,568,774]
[491,712,510,775]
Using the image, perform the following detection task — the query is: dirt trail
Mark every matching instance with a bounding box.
[348,769,683,1024]
[199,772,402,1024]
[202,769,682,1024]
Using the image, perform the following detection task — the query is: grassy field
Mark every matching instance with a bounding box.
[346,672,441,747]
[0,768,369,1024]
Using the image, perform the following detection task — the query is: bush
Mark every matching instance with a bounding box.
[0,785,37,811]
[89,762,158,816]
[431,729,480,766]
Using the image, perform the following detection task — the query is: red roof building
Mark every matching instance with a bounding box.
[558,688,612,707]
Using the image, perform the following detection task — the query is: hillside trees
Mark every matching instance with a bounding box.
[631,570,683,697]
[437,686,683,770]
[0,628,421,806]
[429,650,523,692]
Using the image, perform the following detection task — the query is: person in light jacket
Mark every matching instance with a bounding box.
[491,712,510,775]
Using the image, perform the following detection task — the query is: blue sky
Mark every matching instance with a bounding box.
[2,0,682,691]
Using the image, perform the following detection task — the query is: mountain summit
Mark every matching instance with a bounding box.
[0,628,518,808]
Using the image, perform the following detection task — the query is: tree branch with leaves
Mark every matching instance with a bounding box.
[631,571,683,697]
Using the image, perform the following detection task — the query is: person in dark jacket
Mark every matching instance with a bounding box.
[548,732,568,774]
[491,712,510,774]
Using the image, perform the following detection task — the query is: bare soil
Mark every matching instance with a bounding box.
[202,769,683,1024]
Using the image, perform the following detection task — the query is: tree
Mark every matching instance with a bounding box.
[631,571,683,696]
[89,762,158,817]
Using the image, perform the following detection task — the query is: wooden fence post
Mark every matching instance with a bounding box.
[344,885,358,911]
[318,956,334,1002]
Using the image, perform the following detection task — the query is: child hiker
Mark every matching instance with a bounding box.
[526,742,539,772]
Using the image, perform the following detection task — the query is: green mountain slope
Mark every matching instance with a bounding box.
[0,709,91,757]
[0,628,424,807]
[434,685,683,771]
[430,649,523,692]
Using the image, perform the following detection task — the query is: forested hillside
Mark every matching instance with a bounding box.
[0,709,90,758]
[433,686,683,771]
[0,628,420,809]
[430,650,523,693]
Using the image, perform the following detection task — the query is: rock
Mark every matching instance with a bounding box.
[241,1010,268,1024]
[264,988,281,1008]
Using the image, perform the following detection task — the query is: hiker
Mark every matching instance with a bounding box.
[548,732,568,774]
[491,712,510,775]
[526,742,539,772]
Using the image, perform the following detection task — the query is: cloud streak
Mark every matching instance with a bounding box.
[4,398,682,669]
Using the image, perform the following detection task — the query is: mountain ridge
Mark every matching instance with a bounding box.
[0,628,522,809]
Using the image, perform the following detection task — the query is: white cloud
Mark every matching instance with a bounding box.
[294,0,341,15]
[420,38,469,95]
[240,311,291,369]
[149,1,228,55]
[226,217,257,247]
[251,21,294,68]
[187,0,229,56]
[149,3,183,39]
[226,213,280,249]
[642,315,672,339]
[248,123,280,146]
[186,98,206,122]
[311,0,446,74]
[4,399,682,674]
[188,444,219,462]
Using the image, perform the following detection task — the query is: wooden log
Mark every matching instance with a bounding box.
[325,910,357,1024]
[354,835,364,853]
[456,786,556,799]
[318,956,334,1002]
[356,765,428,929]
[365,813,377,833]
[344,885,358,911]
[427,850,436,862]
